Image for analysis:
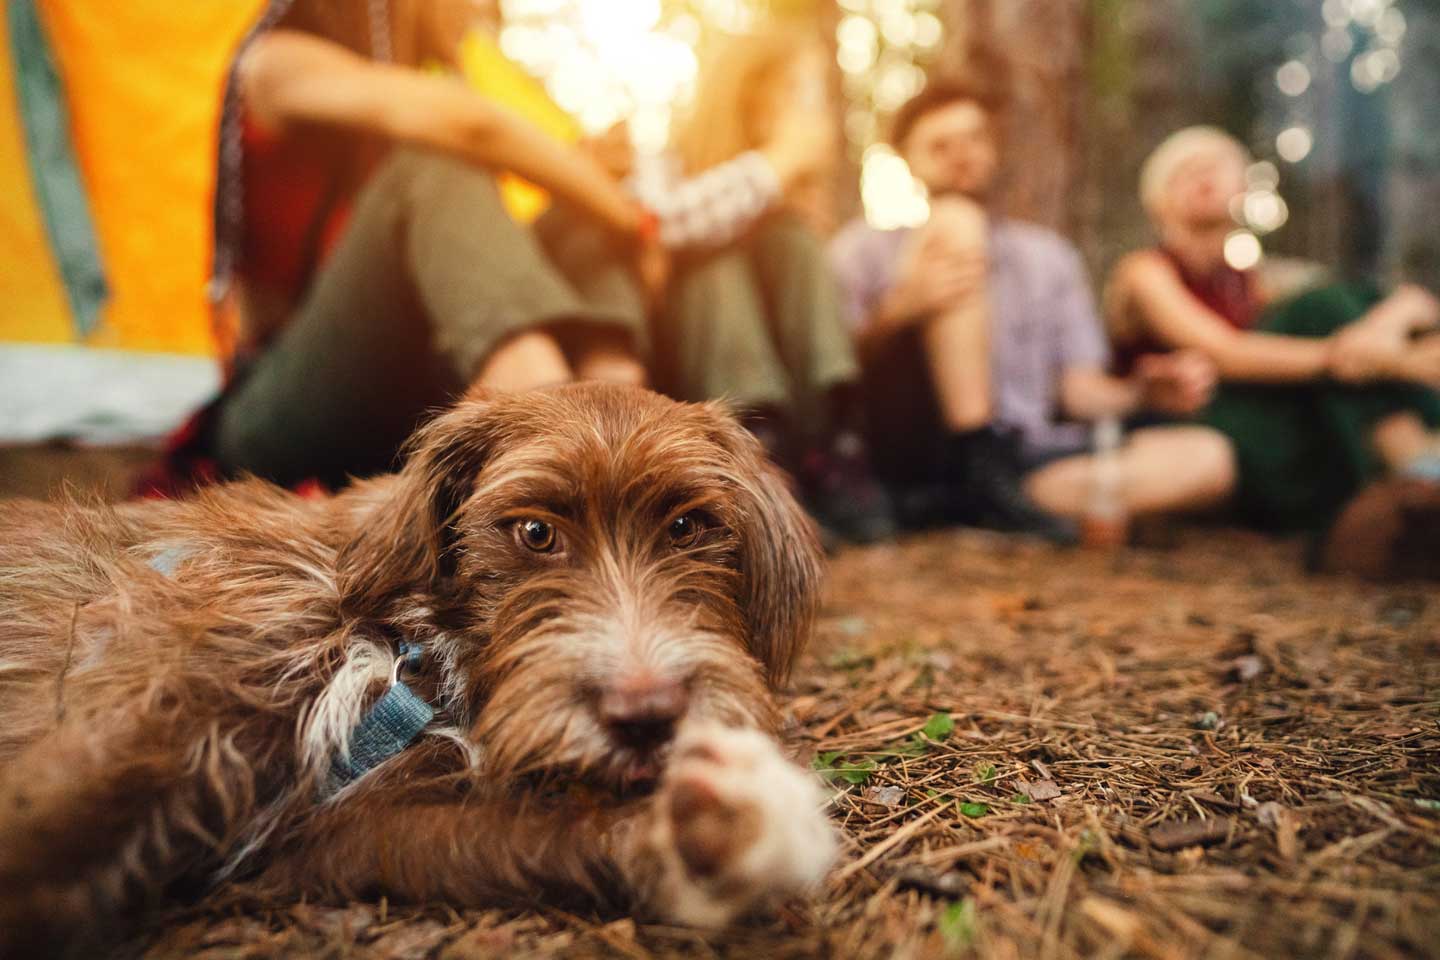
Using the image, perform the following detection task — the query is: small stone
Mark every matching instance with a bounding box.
[896,866,966,898]
[865,784,906,807]
[1230,655,1266,681]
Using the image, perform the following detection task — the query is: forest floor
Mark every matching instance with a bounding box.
[138,527,1440,959]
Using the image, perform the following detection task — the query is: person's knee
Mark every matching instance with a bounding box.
[388,146,503,209]
[1161,428,1236,499]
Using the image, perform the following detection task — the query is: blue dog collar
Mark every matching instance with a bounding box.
[325,643,434,794]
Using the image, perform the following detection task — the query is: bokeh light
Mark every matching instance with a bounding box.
[1276,125,1314,164]
[498,0,707,153]
[860,144,929,230]
[1276,59,1311,97]
[835,0,945,227]
[1223,229,1263,271]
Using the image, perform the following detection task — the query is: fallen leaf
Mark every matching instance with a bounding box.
[1149,817,1232,851]
[370,920,451,960]
[1015,778,1062,801]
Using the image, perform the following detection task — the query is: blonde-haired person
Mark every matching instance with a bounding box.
[830,82,1236,543]
[624,24,895,544]
[1108,125,1440,540]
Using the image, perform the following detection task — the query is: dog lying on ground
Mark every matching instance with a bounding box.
[0,383,836,955]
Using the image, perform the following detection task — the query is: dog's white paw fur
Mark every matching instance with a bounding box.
[646,724,837,927]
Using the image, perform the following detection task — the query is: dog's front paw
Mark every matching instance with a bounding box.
[645,725,837,927]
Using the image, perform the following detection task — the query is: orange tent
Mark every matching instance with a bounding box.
[1,1,265,357]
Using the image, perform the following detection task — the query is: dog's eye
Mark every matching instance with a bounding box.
[516,518,557,553]
[667,513,704,548]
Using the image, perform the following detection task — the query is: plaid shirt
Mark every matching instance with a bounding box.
[629,150,782,252]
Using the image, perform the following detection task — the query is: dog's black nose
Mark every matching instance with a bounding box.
[599,678,688,750]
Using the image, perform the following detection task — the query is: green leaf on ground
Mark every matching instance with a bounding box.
[814,753,878,784]
[973,762,998,783]
[938,897,977,951]
[922,712,955,740]
[959,802,990,818]
[826,648,874,670]
[831,760,878,784]
[1414,798,1440,811]
[1011,793,1031,804]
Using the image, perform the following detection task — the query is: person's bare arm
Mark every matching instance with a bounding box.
[1058,368,1142,421]
[1060,351,1217,421]
[239,30,643,235]
[1113,250,1333,382]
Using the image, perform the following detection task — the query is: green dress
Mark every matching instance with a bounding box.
[1203,282,1440,532]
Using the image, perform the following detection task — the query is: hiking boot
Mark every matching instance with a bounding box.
[1318,477,1440,581]
[943,427,1078,545]
[801,430,898,546]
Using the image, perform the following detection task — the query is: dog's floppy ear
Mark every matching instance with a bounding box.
[703,404,825,687]
[337,393,502,612]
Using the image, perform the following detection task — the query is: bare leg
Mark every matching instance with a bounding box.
[1024,426,1236,519]
[571,331,647,387]
[1372,411,1432,470]
[921,293,991,431]
[472,329,573,394]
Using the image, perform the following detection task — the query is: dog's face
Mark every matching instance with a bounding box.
[339,384,823,793]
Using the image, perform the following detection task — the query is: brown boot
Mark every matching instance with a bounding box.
[1318,478,1440,581]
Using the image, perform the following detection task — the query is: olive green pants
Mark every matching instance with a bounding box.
[212,149,645,487]
[652,217,860,438]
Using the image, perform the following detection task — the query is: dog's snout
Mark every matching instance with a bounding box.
[598,677,688,749]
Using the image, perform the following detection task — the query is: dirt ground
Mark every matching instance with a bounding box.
[125,526,1439,960]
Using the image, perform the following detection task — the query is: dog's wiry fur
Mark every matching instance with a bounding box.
[0,384,835,955]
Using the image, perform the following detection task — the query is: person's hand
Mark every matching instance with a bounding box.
[1328,318,1406,383]
[1380,284,1440,334]
[581,121,634,179]
[634,232,669,307]
[876,201,989,328]
[880,247,988,329]
[1135,350,1216,416]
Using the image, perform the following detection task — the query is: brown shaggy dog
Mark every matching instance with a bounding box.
[0,383,836,956]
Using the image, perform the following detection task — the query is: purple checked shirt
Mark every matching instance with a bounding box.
[829,216,1110,460]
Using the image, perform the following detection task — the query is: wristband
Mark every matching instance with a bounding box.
[636,208,660,244]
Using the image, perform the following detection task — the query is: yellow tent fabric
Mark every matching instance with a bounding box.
[0,12,575,358]
[0,1,264,357]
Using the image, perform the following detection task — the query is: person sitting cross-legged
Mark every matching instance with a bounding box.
[829,80,1238,540]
